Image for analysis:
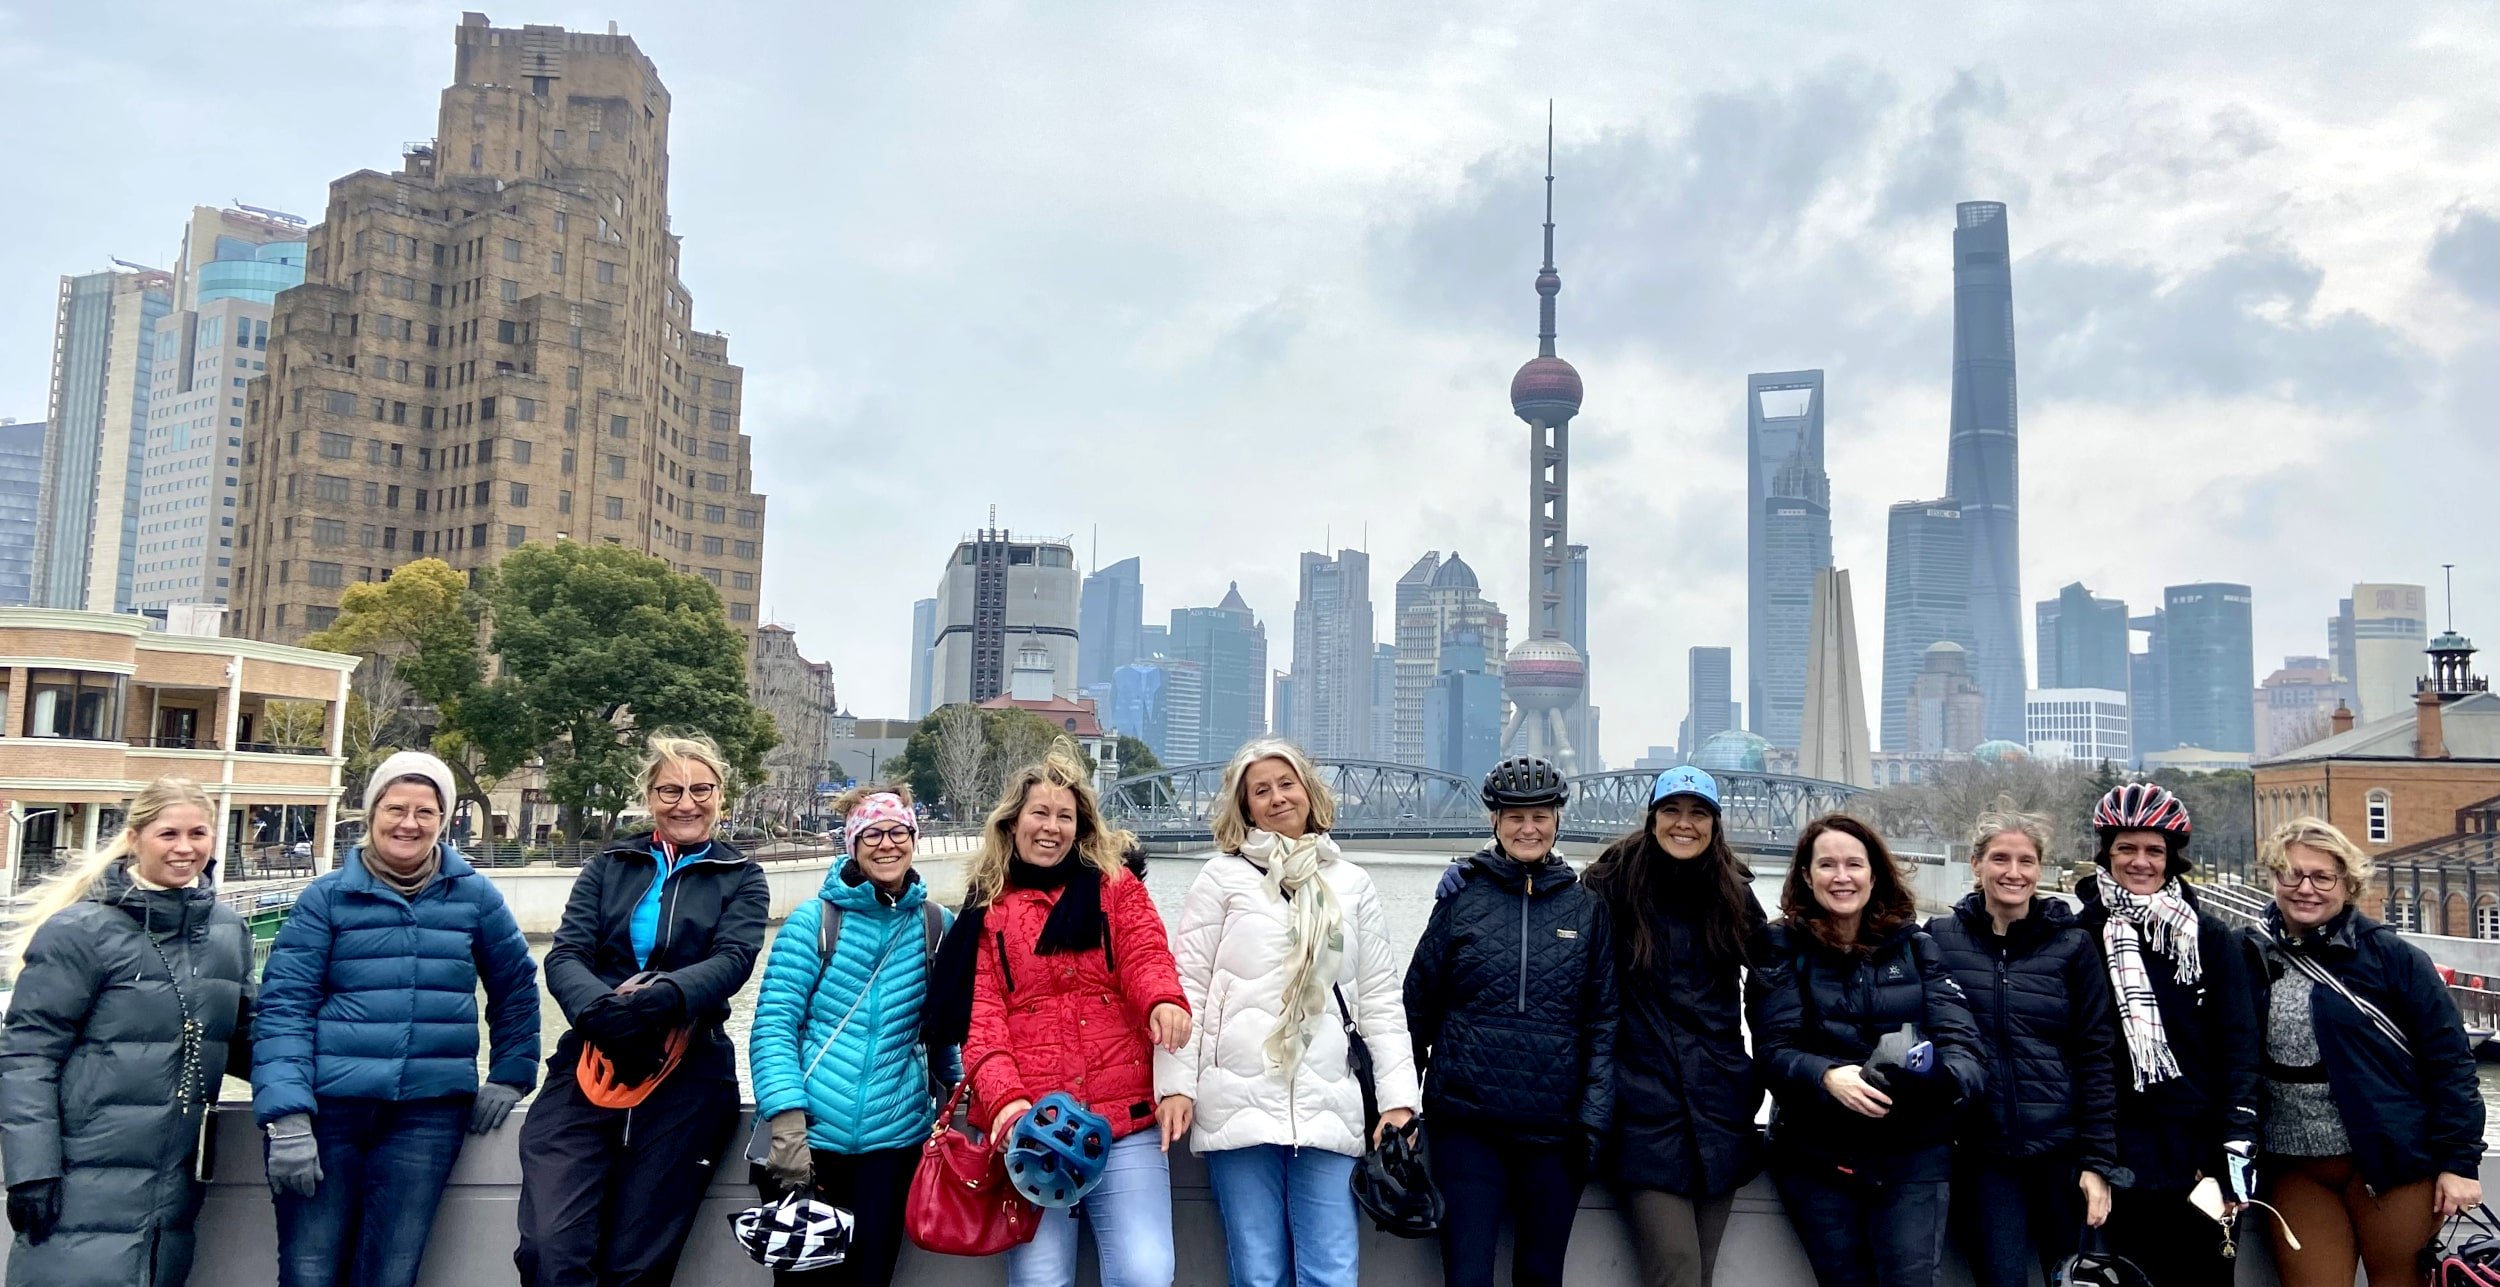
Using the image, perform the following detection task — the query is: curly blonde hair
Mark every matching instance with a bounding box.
[2261,816,2374,897]
[965,751,1125,904]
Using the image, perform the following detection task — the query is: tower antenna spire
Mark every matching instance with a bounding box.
[2445,563,2458,632]
[1538,100,1558,358]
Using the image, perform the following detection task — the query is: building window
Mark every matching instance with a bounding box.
[510,482,531,507]
[2367,790,2392,844]
[731,571,754,591]
[596,260,617,284]
[313,518,348,545]
[711,379,733,400]
[731,603,752,622]
[604,496,625,519]
[500,279,519,303]
[503,238,522,261]
[606,455,626,478]
[308,561,344,588]
[709,410,732,432]
[704,472,727,492]
[702,535,724,555]
[2479,899,2500,942]
[733,540,756,560]
[700,568,722,586]
[472,523,488,548]
[515,399,537,423]
[318,431,354,458]
[314,475,350,502]
[735,509,759,529]
[506,525,527,548]
[609,415,628,438]
[2391,894,2422,932]
[24,670,125,741]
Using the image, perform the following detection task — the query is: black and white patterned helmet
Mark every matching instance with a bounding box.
[728,1192,853,1271]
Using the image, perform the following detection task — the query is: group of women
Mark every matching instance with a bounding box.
[1,728,2490,1287]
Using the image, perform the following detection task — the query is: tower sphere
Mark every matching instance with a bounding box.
[1503,636,1586,711]
[1509,355,1583,418]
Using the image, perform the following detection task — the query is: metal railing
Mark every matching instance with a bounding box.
[233,742,329,757]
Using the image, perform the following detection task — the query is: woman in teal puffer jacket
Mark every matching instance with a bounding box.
[748,787,952,1287]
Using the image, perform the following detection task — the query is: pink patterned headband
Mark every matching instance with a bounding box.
[845,792,918,854]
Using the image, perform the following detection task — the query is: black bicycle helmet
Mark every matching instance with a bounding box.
[1481,756,1568,810]
[1351,1118,1442,1238]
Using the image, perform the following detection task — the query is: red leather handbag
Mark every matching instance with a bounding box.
[905,1055,1039,1257]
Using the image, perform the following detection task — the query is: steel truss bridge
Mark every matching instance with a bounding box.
[1103,760,1867,854]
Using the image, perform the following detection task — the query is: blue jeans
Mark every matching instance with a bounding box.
[1771,1148,1951,1287]
[1952,1152,2085,1287]
[1006,1130,1174,1287]
[1204,1145,1361,1287]
[272,1095,470,1287]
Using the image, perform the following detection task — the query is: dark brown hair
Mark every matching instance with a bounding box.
[1584,800,1754,972]
[1779,813,1915,956]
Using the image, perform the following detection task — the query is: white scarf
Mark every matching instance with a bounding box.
[1238,829,1344,1072]
[2098,874,2204,1089]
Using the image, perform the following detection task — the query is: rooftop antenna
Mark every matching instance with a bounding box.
[2445,563,2458,631]
[1091,524,1098,574]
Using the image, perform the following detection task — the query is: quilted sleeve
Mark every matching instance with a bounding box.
[1108,871,1187,1024]
[249,881,336,1124]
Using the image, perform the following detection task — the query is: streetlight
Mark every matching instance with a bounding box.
[5,805,62,906]
[833,746,883,786]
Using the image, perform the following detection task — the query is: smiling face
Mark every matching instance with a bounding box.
[1808,829,1873,926]
[2274,842,2351,931]
[370,779,443,869]
[2106,831,2173,897]
[851,818,917,890]
[1650,796,1716,861]
[132,803,214,888]
[1494,806,1558,862]
[1973,830,2043,919]
[646,757,722,847]
[1242,757,1310,840]
[1015,782,1079,867]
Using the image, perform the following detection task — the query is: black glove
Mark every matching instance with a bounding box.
[576,993,643,1050]
[602,1035,666,1086]
[620,976,686,1028]
[6,1179,60,1245]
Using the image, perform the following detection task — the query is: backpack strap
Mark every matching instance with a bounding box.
[818,899,846,962]
[920,900,944,970]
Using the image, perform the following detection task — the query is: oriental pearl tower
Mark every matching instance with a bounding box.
[1500,107,1587,773]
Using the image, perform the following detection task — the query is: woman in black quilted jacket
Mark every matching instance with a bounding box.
[1923,799,2120,1287]
[1404,757,1617,1287]
[1756,813,1985,1287]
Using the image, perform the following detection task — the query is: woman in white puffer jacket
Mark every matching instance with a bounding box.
[1154,738,1420,1287]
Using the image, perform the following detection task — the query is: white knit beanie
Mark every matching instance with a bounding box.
[364,750,458,816]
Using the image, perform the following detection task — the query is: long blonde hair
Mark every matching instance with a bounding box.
[965,751,1125,905]
[3,777,216,972]
[1210,739,1338,854]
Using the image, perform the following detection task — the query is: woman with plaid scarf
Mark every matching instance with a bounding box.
[2073,783,2261,1287]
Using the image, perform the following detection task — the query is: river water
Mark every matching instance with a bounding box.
[225,849,2500,1141]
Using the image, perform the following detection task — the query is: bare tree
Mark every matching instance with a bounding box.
[934,705,991,817]
[988,713,1065,795]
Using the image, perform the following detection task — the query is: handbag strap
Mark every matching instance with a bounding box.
[1331,984,1378,1128]
[2281,947,2413,1060]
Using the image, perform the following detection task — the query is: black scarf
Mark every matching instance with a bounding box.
[1016,858,1107,959]
[917,857,1109,1052]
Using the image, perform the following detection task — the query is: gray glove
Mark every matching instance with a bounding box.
[766,1109,813,1193]
[265,1115,323,1197]
[470,1082,524,1135]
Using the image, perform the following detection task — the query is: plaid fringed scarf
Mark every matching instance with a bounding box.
[2100,876,2204,1089]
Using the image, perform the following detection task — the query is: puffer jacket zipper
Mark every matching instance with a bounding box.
[1993,947,2015,1141]
[1518,873,1534,1012]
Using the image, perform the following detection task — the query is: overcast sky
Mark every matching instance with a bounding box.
[4,1,2496,765]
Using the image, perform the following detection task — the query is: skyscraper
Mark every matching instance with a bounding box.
[1290,548,1374,758]
[37,267,172,612]
[1944,201,2026,742]
[0,421,44,606]
[1501,115,1590,773]
[930,523,1080,705]
[233,14,767,644]
[1799,568,1873,786]
[1389,551,1443,765]
[907,596,937,719]
[1171,582,1269,761]
[1681,645,1736,758]
[2036,581,2131,692]
[2130,610,2169,761]
[1393,552,1507,766]
[1372,642,1398,757]
[2159,582,2256,754]
[136,207,308,611]
[1078,556,1144,689]
[2343,583,2429,723]
[1425,629,1505,781]
[1879,498,1966,751]
[1271,671,1295,742]
[1566,543,1599,768]
[1111,657,1204,766]
[1906,641,1988,754]
[1747,370,1831,750]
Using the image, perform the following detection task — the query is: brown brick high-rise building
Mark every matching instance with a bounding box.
[234,13,764,643]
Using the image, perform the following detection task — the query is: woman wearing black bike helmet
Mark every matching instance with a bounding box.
[1403,756,1616,1287]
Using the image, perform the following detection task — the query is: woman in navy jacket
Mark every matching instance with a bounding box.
[2245,818,2482,1287]
[1756,814,1984,1287]
[251,751,539,1287]
[1923,800,2119,1287]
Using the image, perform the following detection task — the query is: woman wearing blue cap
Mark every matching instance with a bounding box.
[1582,767,1769,1287]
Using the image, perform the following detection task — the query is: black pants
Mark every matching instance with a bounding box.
[759,1146,922,1287]
[513,1065,742,1287]
[1952,1152,2084,1287]
[2103,1186,2231,1287]
[1429,1123,1586,1287]
[1769,1148,1950,1287]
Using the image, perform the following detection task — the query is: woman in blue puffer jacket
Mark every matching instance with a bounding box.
[748,786,953,1287]
[250,750,540,1287]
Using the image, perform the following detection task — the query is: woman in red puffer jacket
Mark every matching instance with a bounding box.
[961,751,1190,1287]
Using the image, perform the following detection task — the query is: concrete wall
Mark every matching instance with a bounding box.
[0,1105,2395,1286]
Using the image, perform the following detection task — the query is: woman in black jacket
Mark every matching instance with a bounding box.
[1924,799,2120,1286]
[2245,817,2482,1287]
[2075,783,2260,1287]
[0,777,256,1287]
[1404,757,1617,1287]
[514,734,771,1287]
[1757,813,1984,1287]
[1581,766,1765,1287]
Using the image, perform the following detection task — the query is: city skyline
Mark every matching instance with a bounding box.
[6,5,2495,764]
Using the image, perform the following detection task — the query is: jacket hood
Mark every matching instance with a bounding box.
[1951,890,2081,940]
[1465,843,1577,895]
[603,832,749,865]
[94,859,219,940]
[821,859,928,911]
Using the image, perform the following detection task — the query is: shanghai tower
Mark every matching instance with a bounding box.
[1944,201,2025,743]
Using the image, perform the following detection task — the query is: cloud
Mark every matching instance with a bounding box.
[2429,207,2500,308]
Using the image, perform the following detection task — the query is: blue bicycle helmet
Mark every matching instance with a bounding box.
[1004,1092,1112,1209]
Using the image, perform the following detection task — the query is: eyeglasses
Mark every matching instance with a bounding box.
[651,782,719,805]
[853,825,913,848]
[2273,869,2343,892]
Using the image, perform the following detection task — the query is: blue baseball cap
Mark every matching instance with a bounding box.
[1649,766,1721,812]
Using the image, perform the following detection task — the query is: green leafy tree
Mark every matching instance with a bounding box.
[302,559,495,829]
[1113,735,1161,777]
[451,543,776,839]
